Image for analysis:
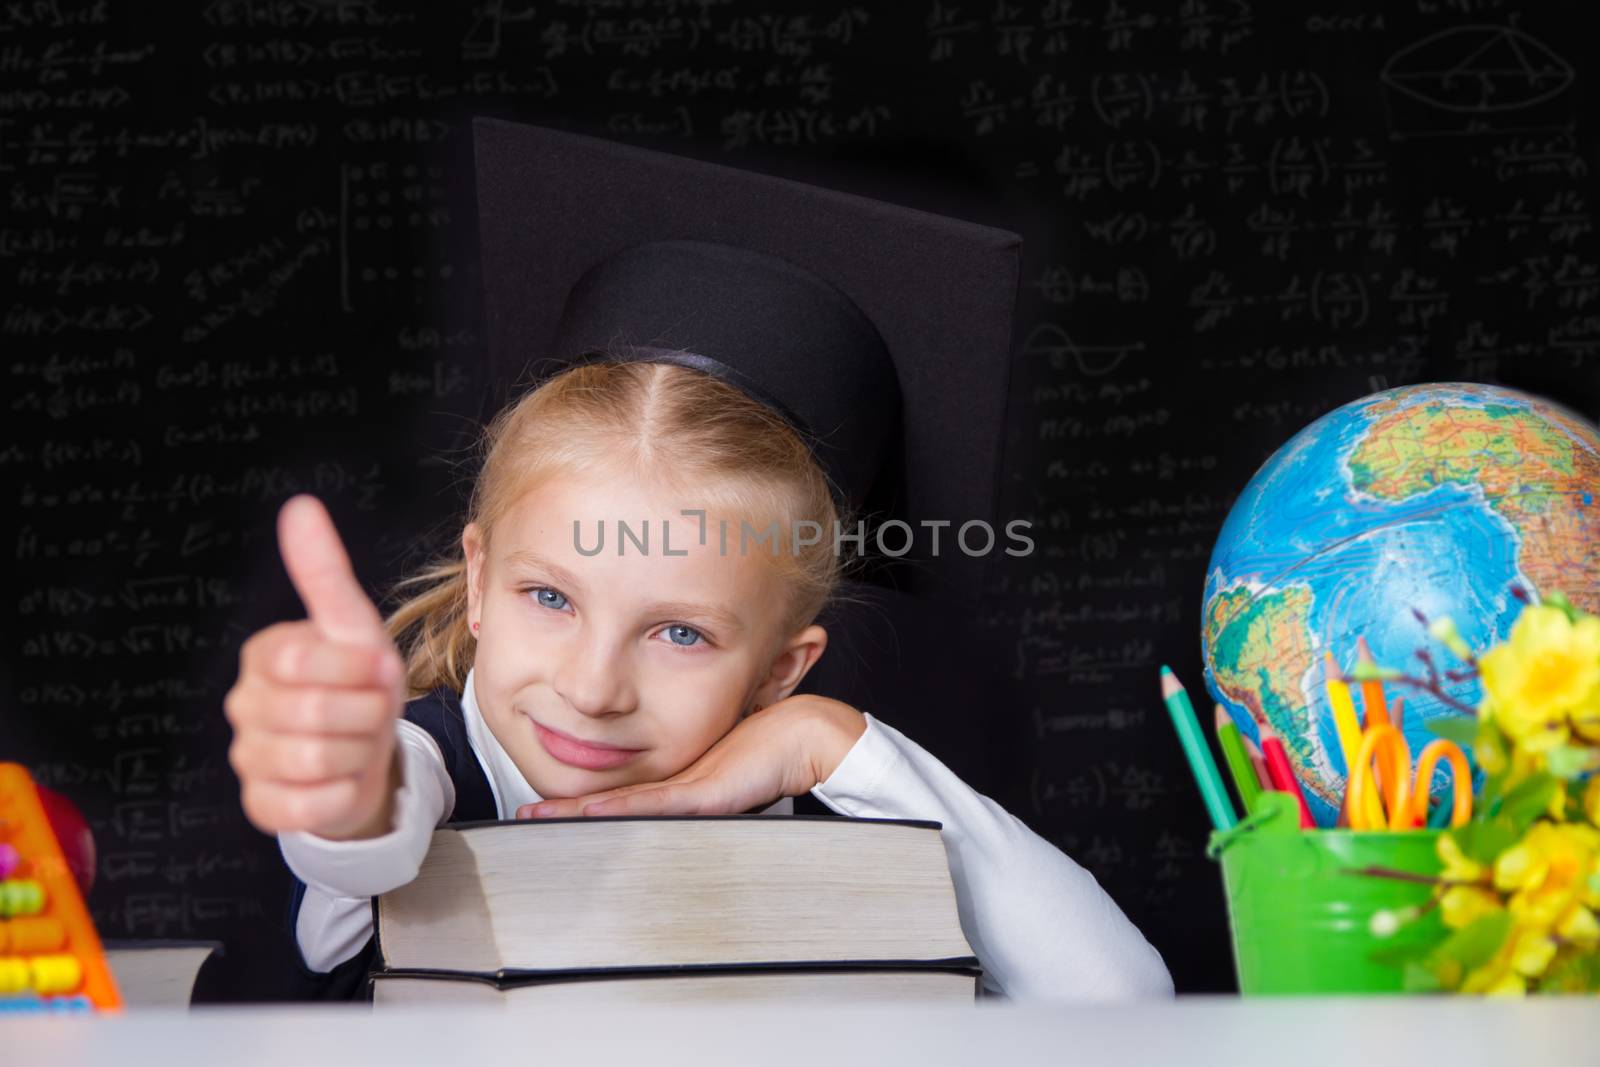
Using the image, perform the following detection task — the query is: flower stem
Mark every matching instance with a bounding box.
[1341,865,1443,886]
[1359,672,1481,716]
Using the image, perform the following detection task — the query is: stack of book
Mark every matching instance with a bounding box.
[368,814,982,1008]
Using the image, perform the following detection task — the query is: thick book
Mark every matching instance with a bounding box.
[372,814,979,978]
[100,940,221,1008]
[370,962,983,1007]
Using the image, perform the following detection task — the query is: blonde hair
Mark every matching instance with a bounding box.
[382,358,869,697]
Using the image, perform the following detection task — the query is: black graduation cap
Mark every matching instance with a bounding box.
[470,117,1022,600]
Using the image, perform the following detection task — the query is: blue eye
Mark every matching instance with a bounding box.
[532,588,568,610]
[527,586,706,648]
[662,624,703,647]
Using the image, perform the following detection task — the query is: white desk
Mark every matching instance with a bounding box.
[3,997,1597,1065]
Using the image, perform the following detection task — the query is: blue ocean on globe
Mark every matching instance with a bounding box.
[1200,382,1600,827]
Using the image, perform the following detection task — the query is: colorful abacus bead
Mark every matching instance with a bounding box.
[48,994,94,1012]
[0,957,29,994]
[0,879,45,916]
[30,954,83,995]
[0,843,20,879]
[0,953,82,995]
[0,916,68,953]
[0,993,48,1013]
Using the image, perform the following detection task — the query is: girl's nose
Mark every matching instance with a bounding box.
[549,634,636,717]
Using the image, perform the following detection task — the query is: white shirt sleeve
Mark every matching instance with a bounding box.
[277,720,456,974]
[809,712,1175,1003]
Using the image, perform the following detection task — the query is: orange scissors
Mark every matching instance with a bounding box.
[1346,723,1472,830]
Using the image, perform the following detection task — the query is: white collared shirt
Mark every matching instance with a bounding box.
[281,669,1172,1001]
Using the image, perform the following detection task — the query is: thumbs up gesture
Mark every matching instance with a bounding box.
[225,495,409,840]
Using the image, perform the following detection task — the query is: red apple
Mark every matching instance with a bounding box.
[36,783,96,898]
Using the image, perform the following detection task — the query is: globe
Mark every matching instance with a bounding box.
[1201,382,1600,827]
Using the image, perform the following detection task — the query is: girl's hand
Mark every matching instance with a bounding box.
[516,695,867,818]
[224,495,409,840]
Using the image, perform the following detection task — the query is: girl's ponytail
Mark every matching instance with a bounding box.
[384,555,473,698]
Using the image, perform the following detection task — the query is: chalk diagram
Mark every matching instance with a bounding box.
[1021,323,1144,377]
[1381,24,1573,115]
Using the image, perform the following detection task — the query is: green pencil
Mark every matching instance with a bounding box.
[1213,705,1264,815]
[1160,665,1238,831]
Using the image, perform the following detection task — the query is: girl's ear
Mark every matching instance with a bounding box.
[751,624,828,709]
[462,522,485,624]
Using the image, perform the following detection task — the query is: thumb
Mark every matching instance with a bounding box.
[278,494,389,647]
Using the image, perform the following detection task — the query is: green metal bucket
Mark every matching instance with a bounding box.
[1208,794,1445,994]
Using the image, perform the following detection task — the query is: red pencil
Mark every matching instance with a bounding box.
[1257,721,1316,829]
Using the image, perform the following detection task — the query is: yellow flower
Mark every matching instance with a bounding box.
[1463,967,1527,996]
[1477,606,1600,751]
[1413,601,1600,993]
[1572,691,1600,744]
[1556,903,1600,950]
[1496,822,1600,930]
[1459,937,1528,996]
[1457,921,1566,994]
[1438,832,1486,881]
[1509,927,1558,977]
[1505,745,1550,785]
[1494,846,1546,902]
[1440,886,1503,929]
[1480,971,1528,996]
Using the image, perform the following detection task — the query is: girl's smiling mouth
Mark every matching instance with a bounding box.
[528,715,646,770]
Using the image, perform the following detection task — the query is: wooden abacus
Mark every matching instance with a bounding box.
[0,762,121,1013]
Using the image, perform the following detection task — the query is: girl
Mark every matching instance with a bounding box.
[225,358,1174,1004]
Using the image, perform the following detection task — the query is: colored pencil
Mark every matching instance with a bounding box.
[1240,734,1271,795]
[1213,705,1264,815]
[1356,637,1401,817]
[1159,666,1238,831]
[1257,720,1316,829]
[1354,637,1391,728]
[1325,650,1385,828]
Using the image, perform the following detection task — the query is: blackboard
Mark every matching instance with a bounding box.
[3,2,1598,1000]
